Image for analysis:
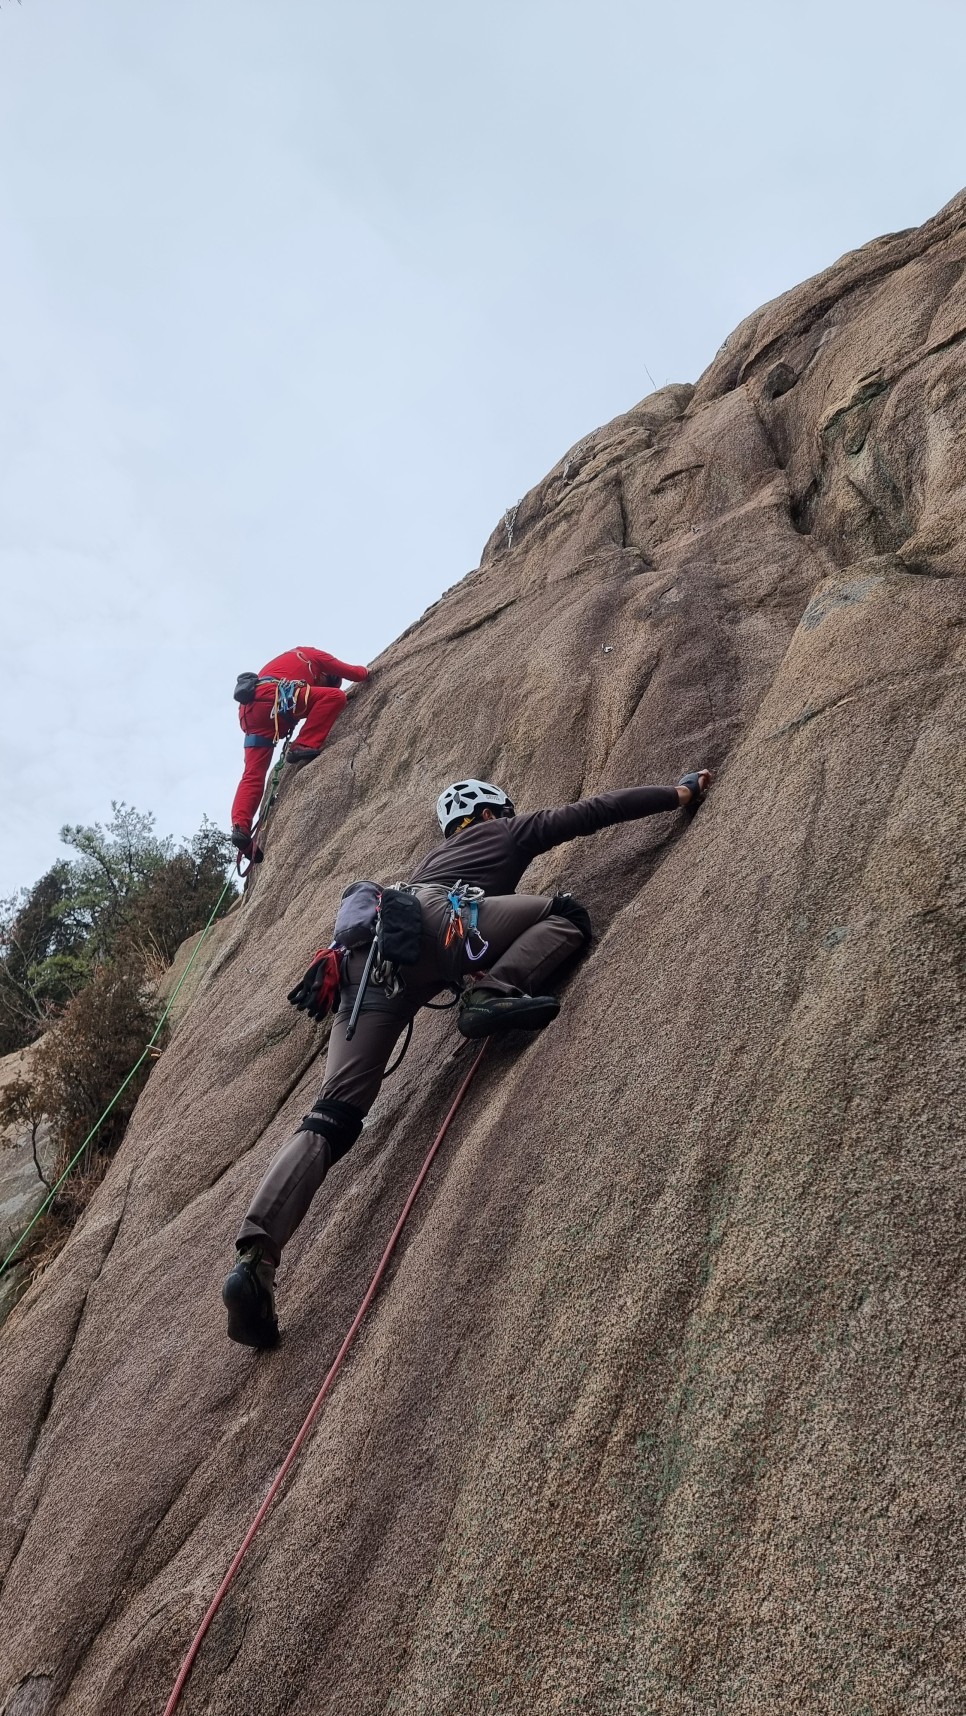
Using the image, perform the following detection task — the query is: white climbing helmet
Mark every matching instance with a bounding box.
[436,779,514,837]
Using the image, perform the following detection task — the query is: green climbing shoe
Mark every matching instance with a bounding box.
[457,989,561,1041]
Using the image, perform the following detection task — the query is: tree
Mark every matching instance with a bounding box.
[58,802,175,960]
[114,817,234,970]
[0,806,235,1055]
[0,863,88,1055]
[0,804,235,1289]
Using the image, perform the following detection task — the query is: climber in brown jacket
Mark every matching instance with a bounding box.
[223,769,712,1347]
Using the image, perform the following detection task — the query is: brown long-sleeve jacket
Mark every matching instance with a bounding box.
[408,786,680,896]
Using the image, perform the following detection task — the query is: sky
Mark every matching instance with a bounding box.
[1,0,964,897]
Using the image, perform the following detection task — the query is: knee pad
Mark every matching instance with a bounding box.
[549,892,594,947]
[299,1097,365,1164]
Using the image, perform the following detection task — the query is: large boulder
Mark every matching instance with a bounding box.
[1,190,964,1716]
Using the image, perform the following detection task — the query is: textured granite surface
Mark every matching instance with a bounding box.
[2,190,965,1716]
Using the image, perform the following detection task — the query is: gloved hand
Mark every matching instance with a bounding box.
[677,769,712,808]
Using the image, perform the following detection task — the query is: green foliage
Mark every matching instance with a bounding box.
[112,817,234,970]
[0,806,234,1053]
[0,863,88,1056]
[59,803,223,967]
[27,960,163,1162]
[0,803,235,1280]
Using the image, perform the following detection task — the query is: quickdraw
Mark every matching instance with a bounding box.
[444,881,489,962]
[272,677,307,741]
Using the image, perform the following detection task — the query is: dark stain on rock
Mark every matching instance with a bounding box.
[761,361,799,400]
[801,576,881,630]
[3,1676,55,1716]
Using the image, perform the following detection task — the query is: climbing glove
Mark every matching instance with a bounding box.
[678,770,711,809]
[287,946,346,1021]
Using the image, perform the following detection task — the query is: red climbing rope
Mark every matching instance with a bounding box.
[163,1039,490,1715]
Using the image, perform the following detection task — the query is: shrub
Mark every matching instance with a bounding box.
[28,961,163,1165]
[113,819,234,971]
[0,807,233,1287]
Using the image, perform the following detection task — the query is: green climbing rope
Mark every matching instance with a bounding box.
[0,873,236,1280]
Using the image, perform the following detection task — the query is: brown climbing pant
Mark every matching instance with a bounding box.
[236,887,586,1259]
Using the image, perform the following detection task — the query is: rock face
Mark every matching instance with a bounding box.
[2,193,965,1716]
[0,1046,56,1326]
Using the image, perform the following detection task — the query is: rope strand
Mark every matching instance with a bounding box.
[162,1039,490,1716]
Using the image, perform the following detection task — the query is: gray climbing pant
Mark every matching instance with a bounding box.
[236,886,586,1259]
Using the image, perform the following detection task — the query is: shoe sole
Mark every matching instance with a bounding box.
[457,1000,560,1040]
[222,1273,280,1349]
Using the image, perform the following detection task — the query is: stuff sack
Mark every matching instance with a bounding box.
[333,881,382,949]
[233,671,259,704]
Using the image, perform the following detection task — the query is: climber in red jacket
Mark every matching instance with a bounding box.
[230,647,369,855]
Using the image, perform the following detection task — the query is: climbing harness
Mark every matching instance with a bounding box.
[382,1017,414,1076]
[271,677,306,740]
[0,871,238,1281]
[288,934,413,1075]
[233,669,305,733]
[162,1039,491,1716]
[444,882,489,962]
[287,883,425,1071]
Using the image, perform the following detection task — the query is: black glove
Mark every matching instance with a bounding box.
[287,947,344,1020]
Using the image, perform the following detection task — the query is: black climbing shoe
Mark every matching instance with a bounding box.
[222,1246,279,1348]
[286,744,321,767]
[457,990,561,1041]
[230,826,263,865]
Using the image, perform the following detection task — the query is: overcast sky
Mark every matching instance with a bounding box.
[1,0,963,897]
